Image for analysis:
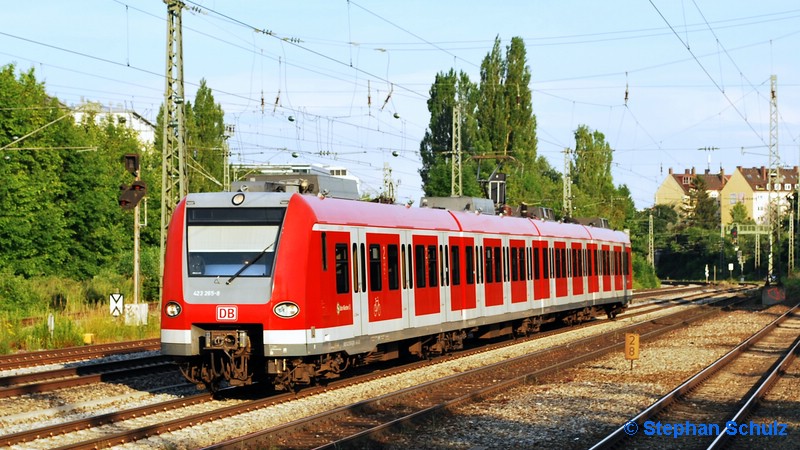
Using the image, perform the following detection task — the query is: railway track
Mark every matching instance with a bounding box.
[589,302,800,449]
[199,289,749,449]
[0,284,715,400]
[0,354,172,398]
[0,285,748,449]
[0,338,160,371]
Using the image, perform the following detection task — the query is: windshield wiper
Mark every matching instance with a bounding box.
[226,240,276,285]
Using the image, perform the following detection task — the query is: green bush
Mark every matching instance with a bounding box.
[0,268,41,314]
[22,314,84,350]
[633,253,660,289]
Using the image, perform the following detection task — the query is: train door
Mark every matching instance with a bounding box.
[482,238,504,308]
[554,241,568,298]
[601,245,612,292]
[349,231,367,337]
[586,243,599,294]
[448,235,477,322]
[411,234,443,328]
[614,246,623,291]
[532,239,550,300]
[509,239,528,305]
[625,246,633,290]
[571,242,584,297]
[318,231,356,333]
[365,233,404,335]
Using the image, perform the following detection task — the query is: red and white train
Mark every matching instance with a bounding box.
[160,191,632,391]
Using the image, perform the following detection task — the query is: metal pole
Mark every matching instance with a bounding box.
[134,194,140,305]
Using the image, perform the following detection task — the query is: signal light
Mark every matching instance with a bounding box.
[119,180,147,209]
[122,153,140,176]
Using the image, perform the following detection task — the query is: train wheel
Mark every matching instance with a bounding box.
[204,379,221,394]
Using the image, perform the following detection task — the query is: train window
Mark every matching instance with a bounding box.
[335,244,349,294]
[360,243,367,292]
[451,245,461,286]
[388,244,399,290]
[596,249,602,276]
[352,244,359,293]
[504,247,510,282]
[186,209,282,278]
[554,248,562,279]
[494,247,502,283]
[369,244,382,292]
[506,247,511,282]
[571,248,579,277]
[415,245,426,288]
[428,245,438,287]
[527,247,532,280]
[624,250,631,276]
[519,247,528,281]
[407,244,414,288]
[600,250,605,276]
[477,246,483,284]
[585,249,591,276]
[465,246,474,285]
[187,207,284,225]
[400,245,407,289]
[533,247,540,281]
[485,247,493,283]
[545,247,552,279]
[321,232,327,271]
[511,248,519,282]
[441,245,448,287]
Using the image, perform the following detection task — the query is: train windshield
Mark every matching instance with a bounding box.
[185,207,285,278]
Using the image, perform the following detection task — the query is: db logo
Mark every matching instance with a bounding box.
[216,305,238,321]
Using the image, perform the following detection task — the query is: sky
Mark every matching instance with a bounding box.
[2,1,800,210]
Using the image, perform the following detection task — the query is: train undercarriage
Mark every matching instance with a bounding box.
[175,302,627,393]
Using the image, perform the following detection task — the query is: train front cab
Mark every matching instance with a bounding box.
[160,192,295,389]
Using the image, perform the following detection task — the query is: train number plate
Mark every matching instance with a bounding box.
[216,305,238,321]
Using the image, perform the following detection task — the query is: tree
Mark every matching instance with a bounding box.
[0,64,72,276]
[60,108,143,278]
[186,79,226,193]
[730,202,752,224]
[683,176,719,230]
[418,70,481,198]
[572,125,614,197]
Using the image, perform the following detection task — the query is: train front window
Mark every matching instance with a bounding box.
[186,207,285,278]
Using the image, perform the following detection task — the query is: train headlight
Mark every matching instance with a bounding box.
[165,301,182,318]
[231,192,246,206]
[273,301,299,318]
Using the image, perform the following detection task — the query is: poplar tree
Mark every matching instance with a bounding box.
[418,70,481,197]
[186,79,226,193]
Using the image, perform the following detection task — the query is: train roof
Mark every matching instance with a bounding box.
[296,194,460,231]
[450,209,540,236]
[295,194,629,244]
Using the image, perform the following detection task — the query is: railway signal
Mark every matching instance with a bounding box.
[119,153,146,209]
[123,153,140,176]
[119,181,147,209]
[119,153,144,306]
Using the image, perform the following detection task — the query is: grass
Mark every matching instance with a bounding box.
[1,305,161,353]
[0,272,161,354]
[0,304,161,354]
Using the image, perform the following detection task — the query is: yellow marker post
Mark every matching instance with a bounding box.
[625,332,640,370]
